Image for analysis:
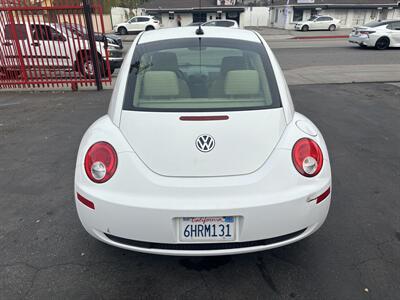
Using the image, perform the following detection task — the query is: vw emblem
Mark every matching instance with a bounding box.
[196,134,215,153]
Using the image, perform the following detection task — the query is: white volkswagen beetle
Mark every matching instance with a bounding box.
[75,27,332,256]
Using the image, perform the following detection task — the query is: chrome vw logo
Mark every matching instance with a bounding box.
[196,134,215,153]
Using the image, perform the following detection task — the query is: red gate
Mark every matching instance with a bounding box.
[0,0,112,90]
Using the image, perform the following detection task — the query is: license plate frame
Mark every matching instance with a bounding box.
[179,216,237,242]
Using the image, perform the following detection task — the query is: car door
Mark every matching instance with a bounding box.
[1,24,30,66]
[388,22,400,46]
[315,17,328,30]
[126,17,138,32]
[0,23,30,77]
[30,24,69,68]
[324,17,334,29]
[310,17,321,30]
[137,17,150,31]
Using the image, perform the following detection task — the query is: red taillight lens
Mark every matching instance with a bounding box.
[84,142,118,183]
[292,138,323,177]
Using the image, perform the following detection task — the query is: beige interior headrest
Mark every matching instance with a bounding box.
[224,70,260,96]
[143,71,179,97]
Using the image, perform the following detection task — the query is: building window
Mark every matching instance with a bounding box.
[193,12,207,23]
[169,11,174,20]
[293,8,304,22]
[216,11,222,20]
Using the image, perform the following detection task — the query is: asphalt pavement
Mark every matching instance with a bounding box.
[1,82,399,299]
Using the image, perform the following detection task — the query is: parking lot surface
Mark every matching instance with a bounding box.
[1,82,399,299]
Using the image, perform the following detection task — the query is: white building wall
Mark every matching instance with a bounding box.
[111,7,131,25]
[241,7,270,27]
[159,13,193,28]
[272,6,400,29]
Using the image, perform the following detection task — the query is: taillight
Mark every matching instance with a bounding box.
[84,142,118,183]
[292,138,323,177]
[360,30,375,37]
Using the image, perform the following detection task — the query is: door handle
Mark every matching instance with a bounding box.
[2,42,12,46]
[31,42,41,47]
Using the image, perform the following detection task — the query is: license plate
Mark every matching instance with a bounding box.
[179,216,236,242]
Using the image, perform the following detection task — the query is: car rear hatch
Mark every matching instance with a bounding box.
[118,35,286,177]
[119,109,286,177]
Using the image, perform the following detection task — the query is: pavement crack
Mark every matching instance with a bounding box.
[256,256,279,294]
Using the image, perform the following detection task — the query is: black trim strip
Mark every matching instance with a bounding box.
[105,228,306,251]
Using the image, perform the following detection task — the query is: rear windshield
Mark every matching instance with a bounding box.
[123,38,281,112]
[363,21,388,28]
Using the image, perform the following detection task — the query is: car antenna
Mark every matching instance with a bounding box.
[196,0,204,35]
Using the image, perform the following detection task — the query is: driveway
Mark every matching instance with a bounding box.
[1,82,399,299]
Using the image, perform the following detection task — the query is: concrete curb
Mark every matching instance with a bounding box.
[292,35,348,40]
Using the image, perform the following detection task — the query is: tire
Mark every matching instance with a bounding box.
[375,37,390,50]
[145,26,155,31]
[359,44,368,49]
[328,24,336,31]
[118,27,128,35]
[302,25,309,32]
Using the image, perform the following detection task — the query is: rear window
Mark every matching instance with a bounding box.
[123,38,281,112]
[364,21,388,28]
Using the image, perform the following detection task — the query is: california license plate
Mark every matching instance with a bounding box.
[179,216,236,242]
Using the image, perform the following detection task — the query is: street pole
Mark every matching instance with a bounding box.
[82,0,103,91]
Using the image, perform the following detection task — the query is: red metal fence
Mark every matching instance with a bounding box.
[0,0,112,90]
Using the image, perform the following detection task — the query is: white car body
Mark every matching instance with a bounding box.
[349,20,400,49]
[113,16,160,35]
[75,27,332,256]
[294,15,340,31]
[0,22,123,74]
[202,20,239,28]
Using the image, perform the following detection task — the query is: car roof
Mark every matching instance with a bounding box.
[138,27,260,44]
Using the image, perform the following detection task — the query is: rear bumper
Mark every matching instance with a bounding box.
[75,149,331,256]
[348,34,374,46]
[76,192,330,256]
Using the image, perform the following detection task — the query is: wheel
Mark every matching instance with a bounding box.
[302,25,309,32]
[79,56,95,78]
[145,26,155,31]
[328,24,336,31]
[375,37,390,50]
[118,27,128,35]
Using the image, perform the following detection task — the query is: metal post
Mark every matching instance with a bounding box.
[82,0,102,90]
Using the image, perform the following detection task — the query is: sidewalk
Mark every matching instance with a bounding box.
[285,64,400,85]
[245,26,351,41]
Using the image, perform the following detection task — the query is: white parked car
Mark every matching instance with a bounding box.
[294,15,340,31]
[113,16,160,35]
[75,26,332,256]
[202,20,239,28]
[0,22,123,77]
[349,20,400,50]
